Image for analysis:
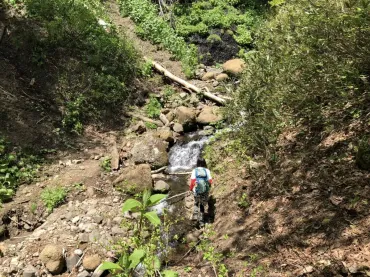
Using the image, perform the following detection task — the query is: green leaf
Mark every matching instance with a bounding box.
[148,194,167,206]
[154,256,161,270]
[142,189,151,207]
[144,211,161,226]
[119,254,129,268]
[99,261,123,271]
[162,270,179,277]
[122,199,142,213]
[129,249,146,269]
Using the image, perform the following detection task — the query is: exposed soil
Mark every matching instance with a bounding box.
[105,1,186,80]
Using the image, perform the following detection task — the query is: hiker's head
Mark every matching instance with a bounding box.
[197,157,207,168]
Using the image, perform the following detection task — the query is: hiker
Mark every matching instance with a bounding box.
[189,158,213,226]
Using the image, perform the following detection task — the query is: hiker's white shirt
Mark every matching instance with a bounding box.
[190,167,212,193]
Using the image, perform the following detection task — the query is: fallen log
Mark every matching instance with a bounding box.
[126,112,164,127]
[167,171,192,175]
[144,57,227,106]
[151,166,167,174]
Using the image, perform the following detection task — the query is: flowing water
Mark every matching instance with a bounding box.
[151,132,210,213]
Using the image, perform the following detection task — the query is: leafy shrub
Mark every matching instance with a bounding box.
[141,59,153,77]
[100,157,111,172]
[100,190,178,276]
[173,0,263,45]
[0,137,40,204]
[206,34,222,43]
[146,96,162,119]
[145,122,157,129]
[17,0,139,133]
[119,0,198,78]
[41,186,67,212]
[229,0,370,155]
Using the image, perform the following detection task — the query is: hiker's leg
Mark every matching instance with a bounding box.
[192,195,200,220]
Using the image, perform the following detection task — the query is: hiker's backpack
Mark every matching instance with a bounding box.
[195,167,210,194]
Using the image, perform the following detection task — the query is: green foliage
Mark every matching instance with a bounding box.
[146,96,162,119]
[229,0,370,155]
[30,202,37,214]
[237,192,250,209]
[233,25,253,45]
[62,95,85,135]
[100,157,111,172]
[41,186,67,212]
[101,190,178,276]
[197,225,228,277]
[119,0,198,78]
[206,34,222,43]
[162,85,176,102]
[0,137,40,204]
[141,59,154,77]
[173,0,263,48]
[145,122,157,129]
[14,0,139,133]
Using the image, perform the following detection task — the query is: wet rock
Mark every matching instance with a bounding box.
[222,59,245,75]
[156,127,174,144]
[201,72,216,81]
[215,73,229,82]
[197,106,222,125]
[153,180,170,192]
[83,254,101,271]
[130,135,169,169]
[199,126,215,136]
[172,123,184,133]
[40,244,65,274]
[23,265,37,277]
[66,255,80,272]
[175,106,197,131]
[112,164,153,193]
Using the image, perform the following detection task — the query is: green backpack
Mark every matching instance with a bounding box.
[195,167,210,194]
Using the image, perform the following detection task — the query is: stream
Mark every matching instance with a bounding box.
[151,132,210,215]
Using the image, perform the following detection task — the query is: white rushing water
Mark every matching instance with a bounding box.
[167,136,209,173]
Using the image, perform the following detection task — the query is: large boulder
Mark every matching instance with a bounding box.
[197,106,223,125]
[40,244,65,274]
[175,106,197,131]
[113,164,153,192]
[130,135,169,168]
[156,127,174,144]
[222,59,245,75]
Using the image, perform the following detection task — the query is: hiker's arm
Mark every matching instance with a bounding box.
[207,169,213,185]
[189,170,196,191]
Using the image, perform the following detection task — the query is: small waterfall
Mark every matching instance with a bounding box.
[167,135,209,173]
